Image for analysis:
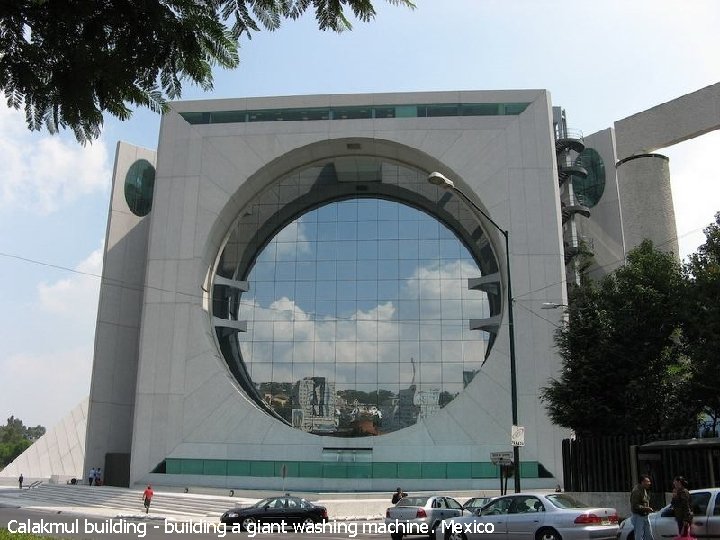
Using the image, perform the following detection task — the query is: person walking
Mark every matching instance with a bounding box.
[142,484,154,514]
[18,474,23,489]
[88,467,96,486]
[94,468,102,486]
[671,476,693,536]
[391,487,407,504]
[630,474,655,540]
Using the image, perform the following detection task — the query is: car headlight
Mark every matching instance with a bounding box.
[226,512,239,518]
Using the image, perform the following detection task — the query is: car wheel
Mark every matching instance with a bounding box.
[428,521,441,539]
[241,517,256,531]
[536,528,562,540]
[301,517,316,527]
[445,530,467,540]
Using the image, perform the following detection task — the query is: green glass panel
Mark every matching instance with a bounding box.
[166,459,181,474]
[373,107,395,118]
[447,462,472,478]
[180,103,530,125]
[520,461,539,477]
[210,111,247,123]
[180,459,204,475]
[426,104,458,117]
[373,462,398,478]
[397,462,422,478]
[572,147,606,208]
[421,462,447,479]
[203,460,227,475]
[250,461,275,476]
[274,462,299,478]
[395,105,418,118]
[471,462,497,478]
[323,463,348,478]
[227,461,251,476]
[502,103,530,115]
[124,159,155,217]
[332,107,373,120]
[347,463,372,478]
[299,462,324,477]
[461,104,500,116]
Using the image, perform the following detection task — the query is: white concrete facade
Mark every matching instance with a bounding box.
[78,85,717,491]
[81,90,572,490]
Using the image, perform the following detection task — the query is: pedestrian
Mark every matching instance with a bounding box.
[630,474,655,540]
[18,473,23,489]
[391,487,407,504]
[94,468,102,486]
[671,476,693,536]
[88,467,96,486]
[142,484,154,514]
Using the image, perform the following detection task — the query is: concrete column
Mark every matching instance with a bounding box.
[616,153,678,257]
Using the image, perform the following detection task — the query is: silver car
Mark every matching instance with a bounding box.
[436,492,619,540]
[385,495,468,539]
[617,488,720,540]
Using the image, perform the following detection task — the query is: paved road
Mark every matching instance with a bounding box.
[0,508,389,540]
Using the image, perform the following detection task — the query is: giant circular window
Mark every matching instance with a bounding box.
[212,160,497,436]
[572,148,605,208]
[124,159,155,216]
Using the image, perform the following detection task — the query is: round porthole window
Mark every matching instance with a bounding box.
[124,159,155,216]
[212,159,498,437]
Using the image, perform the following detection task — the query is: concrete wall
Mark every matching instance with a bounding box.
[126,90,570,490]
[84,142,156,483]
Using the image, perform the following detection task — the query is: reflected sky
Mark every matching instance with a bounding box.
[217,197,491,435]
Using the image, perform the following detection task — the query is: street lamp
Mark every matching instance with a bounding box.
[541,302,567,310]
[427,171,521,493]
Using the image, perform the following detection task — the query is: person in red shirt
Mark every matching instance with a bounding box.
[142,485,154,513]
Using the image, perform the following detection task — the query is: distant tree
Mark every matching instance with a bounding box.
[0,0,415,143]
[541,240,698,436]
[682,212,720,436]
[0,416,46,468]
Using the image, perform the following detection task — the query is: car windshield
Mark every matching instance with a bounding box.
[546,494,589,509]
[397,497,429,507]
[252,497,275,508]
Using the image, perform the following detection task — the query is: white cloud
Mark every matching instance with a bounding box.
[0,346,92,429]
[0,103,111,214]
[37,244,103,323]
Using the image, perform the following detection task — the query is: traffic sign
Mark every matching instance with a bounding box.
[511,425,525,446]
[490,451,514,465]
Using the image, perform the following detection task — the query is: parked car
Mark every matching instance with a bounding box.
[436,492,619,540]
[386,495,469,539]
[463,497,494,511]
[617,488,720,540]
[220,495,327,530]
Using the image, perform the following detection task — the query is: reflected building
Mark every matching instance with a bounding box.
[82,89,644,491]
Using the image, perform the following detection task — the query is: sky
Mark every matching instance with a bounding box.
[1,0,719,430]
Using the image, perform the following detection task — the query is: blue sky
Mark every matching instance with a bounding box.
[1,0,719,429]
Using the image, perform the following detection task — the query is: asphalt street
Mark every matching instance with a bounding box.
[0,508,388,540]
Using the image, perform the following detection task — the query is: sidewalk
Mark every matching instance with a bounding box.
[0,484,497,523]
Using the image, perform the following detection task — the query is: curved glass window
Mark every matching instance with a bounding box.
[572,148,605,208]
[124,159,155,216]
[213,162,496,437]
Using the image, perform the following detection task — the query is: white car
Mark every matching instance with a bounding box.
[385,495,469,539]
[617,488,720,540]
[436,492,619,540]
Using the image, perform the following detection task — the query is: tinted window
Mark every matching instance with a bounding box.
[691,492,711,516]
[546,494,589,509]
[481,497,513,515]
[398,497,430,507]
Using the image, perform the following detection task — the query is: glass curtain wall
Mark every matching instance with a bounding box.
[213,161,492,437]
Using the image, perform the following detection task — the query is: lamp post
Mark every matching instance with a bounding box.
[427,171,521,493]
